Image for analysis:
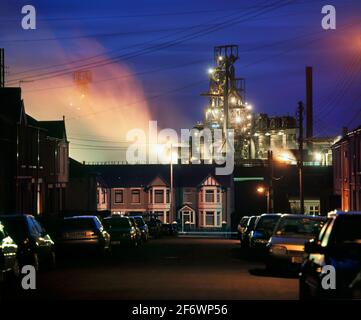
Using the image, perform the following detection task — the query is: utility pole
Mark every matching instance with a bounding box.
[223,58,229,139]
[297,101,305,214]
[0,48,5,88]
[267,150,274,213]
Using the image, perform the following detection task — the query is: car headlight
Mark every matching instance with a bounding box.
[270,245,288,255]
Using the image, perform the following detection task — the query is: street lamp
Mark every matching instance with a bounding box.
[257,185,270,213]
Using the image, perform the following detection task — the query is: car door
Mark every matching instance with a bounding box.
[28,217,52,258]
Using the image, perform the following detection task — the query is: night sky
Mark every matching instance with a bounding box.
[0,0,360,162]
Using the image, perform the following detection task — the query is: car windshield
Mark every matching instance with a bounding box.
[62,218,96,231]
[255,216,280,232]
[333,216,361,244]
[134,218,145,227]
[103,218,130,229]
[275,217,326,237]
[247,217,257,229]
[0,218,28,242]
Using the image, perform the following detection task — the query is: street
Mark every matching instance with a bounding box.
[4,237,298,300]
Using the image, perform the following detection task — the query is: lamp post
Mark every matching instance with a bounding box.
[257,186,270,213]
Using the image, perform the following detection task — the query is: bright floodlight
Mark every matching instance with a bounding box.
[208,68,214,74]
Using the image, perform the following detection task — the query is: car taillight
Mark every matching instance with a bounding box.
[85,231,95,237]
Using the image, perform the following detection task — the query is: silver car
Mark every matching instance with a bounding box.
[266,214,327,270]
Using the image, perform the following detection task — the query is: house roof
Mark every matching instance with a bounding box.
[85,164,233,188]
[0,87,24,124]
[38,120,67,140]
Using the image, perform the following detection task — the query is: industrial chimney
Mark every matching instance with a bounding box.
[0,48,5,88]
[306,66,313,140]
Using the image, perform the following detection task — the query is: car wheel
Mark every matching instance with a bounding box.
[32,253,40,272]
[46,250,56,270]
[12,257,20,278]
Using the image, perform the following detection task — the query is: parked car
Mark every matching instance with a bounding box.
[128,217,142,245]
[103,216,138,247]
[237,216,249,242]
[241,215,259,249]
[266,214,327,271]
[147,218,162,239]
[0,214,56,271]
[350,269,361,299]
[57,216,111,253]
[250,213,282,254]
[0,221,19,282]
[299,212,361,299]
[133,216,149,242]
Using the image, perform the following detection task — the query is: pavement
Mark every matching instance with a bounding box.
[1,237,298,300]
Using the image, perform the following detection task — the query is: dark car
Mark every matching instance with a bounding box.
[267,214,327,271]
[0,214,55,271]
[133,216,149,242]
[147,218,162,238]
[103,216,138,247]
[299,212,361,299]
[241,215,259,249]
[0,221,19,282]
[249,214,282,253]
[237,216,249,242]
[57,216,111,253]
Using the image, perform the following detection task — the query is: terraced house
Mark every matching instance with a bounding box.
[67,163,234,230]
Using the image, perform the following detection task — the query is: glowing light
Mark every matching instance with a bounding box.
[230,96,237,104]
[208,68,214,74]
[257,186,265,194]
[247,114,252,120]
[277,152,295,163]
[314,152,322,162]
[236,116,241,123]
[246,104,252,110]
[218,56,224,61]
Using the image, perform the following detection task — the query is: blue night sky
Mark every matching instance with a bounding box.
[0,0,360,161]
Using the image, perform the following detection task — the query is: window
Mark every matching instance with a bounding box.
[183,190,192,203]
[216,190,221,203]
[216,211,221,226]
[166,190,170,203]
[102,189,106,204]
[155,190,164,203]
[114,190,123,203]
[309,205,320,215]
[205,190,215,203]
[205,211,215,226]
[182,210,194,224]
[97,189,100,204]
[131,189,140,203]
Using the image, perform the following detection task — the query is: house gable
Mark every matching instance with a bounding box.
[178,204,195,212]
[148,175,168,187]
[199,174,220,187]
